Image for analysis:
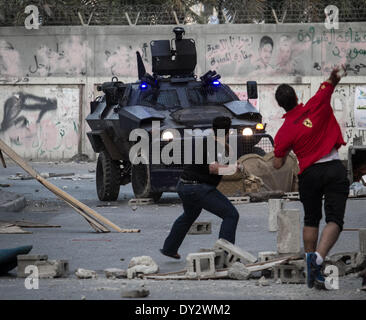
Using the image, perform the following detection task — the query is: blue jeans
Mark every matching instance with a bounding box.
[162,181,239,255]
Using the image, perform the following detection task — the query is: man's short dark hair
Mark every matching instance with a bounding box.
[212,116,231,136]
[259,36,274,49]
[275,84,298,112]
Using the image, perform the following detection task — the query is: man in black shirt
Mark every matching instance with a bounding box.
[160,116,241,259]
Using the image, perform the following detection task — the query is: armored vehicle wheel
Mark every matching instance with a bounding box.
[131,163,162,202]
[96,151,121,201]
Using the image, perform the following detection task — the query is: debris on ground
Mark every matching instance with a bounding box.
[256,276,270,286]
[68,153,91,163]
[0,220,60,229]
[17,255,69,278]
[0,222,31,234]
[228,262,251,280]
[349,182,366,197]
[104,268,127,279]
[0,138,126,233]
[127,256,159,279]
[0,189,26,212]
[0,184,10,188]
[75,268,97,279]
[121,284,150,298]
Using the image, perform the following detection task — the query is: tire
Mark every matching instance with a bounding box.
[252,147,266,156]
[96,151,121,201]
[131,162,162,202]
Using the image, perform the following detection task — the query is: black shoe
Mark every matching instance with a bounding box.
[160,249,181,260]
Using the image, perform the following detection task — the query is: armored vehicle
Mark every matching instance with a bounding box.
[86,27,274,202]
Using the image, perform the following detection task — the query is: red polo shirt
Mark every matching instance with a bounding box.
[274,81,346,174]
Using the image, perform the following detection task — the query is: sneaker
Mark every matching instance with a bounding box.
[306,252,325,289]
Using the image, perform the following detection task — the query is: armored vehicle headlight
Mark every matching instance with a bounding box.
[162,130,174,141]
[242,128,253,136]
[256,123,264,130]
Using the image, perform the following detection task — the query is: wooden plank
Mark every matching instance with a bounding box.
[0,150,6,168]
[0,220,60,228]
[0,223,32,234]
[38,176,124,232]
[245,258,288,272]
[143,270,229,280]
[0,138,132,233]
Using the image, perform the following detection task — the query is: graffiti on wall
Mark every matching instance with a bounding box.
[297,26,366,76]
[103,41,150,77]
[0,93,57,132]
[27,36,91,77]
[0,87,79,159]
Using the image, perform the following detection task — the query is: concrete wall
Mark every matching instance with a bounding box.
[1,23,366,160]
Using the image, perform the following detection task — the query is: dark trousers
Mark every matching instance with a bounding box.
[162,181,239,255]
[298,160,349,231]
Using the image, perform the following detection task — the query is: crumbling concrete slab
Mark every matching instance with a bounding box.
[214,238,257,267]
[186,252,216,278]
[277,209,301,254]
[17,254,68,278]
[188,221,212,235]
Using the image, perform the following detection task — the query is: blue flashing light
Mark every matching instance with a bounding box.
[212,80,221,87]
[140,82,148,90]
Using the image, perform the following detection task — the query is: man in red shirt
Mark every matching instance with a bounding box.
[273,66,349,289]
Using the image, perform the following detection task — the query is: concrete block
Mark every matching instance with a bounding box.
[288,259,305,269]
[188,221,212,235]
[268,199,283,232]
[258,251,278,263]
[17,256,69,278]
[199,248,226,269]
[274,264,305,284]
[214,238,257,267]
[360,229,366,254]
[186,252,216,277]
[277,209,301,254]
